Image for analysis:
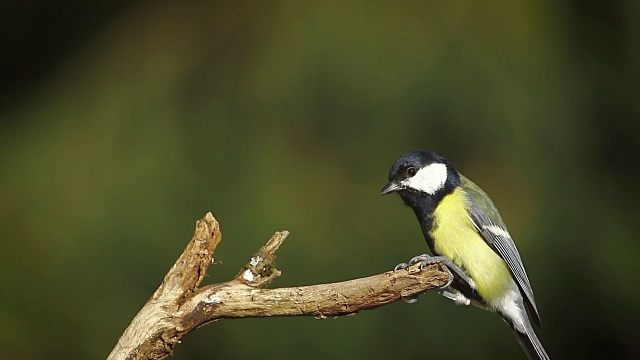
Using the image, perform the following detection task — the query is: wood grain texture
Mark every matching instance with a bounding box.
[107,212,450,360]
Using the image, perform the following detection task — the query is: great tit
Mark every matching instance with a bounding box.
[381,150,549,360]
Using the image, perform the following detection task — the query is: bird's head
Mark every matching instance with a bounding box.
[381,150,460,202]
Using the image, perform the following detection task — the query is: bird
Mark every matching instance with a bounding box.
[381,150,549,360]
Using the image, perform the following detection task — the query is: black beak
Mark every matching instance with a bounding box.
[381,181,402,195]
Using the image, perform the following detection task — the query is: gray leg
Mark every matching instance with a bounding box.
[394,253,475,304]
[408,254,476,290]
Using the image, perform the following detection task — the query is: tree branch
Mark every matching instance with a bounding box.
[108,212,450,360]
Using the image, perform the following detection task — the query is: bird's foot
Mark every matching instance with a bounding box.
[407,253,475,290]
[393,253,475,304]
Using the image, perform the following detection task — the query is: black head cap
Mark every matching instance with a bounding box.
[387,150,447,182]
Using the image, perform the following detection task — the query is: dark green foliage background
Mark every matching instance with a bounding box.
[1,1,638,359]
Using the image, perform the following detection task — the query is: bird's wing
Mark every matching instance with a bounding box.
[460,175,541,326]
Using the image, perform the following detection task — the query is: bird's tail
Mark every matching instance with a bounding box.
[514,321,550,360]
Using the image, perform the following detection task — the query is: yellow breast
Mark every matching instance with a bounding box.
[431,187,512,302]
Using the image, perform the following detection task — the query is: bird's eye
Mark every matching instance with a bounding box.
[407,167,417,177]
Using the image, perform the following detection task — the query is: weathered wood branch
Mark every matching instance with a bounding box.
[108,212,451,360]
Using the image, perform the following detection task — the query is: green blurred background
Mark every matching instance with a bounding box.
[1,1,638,359]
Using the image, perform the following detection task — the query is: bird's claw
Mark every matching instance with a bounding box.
[395,254,434,271]
[439,266,455,289]
[408,254,455,289]
[408,254,432,267]
[395,254,456,304]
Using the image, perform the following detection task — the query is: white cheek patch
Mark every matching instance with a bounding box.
[403,163,448,194]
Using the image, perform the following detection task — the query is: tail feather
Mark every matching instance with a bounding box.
[514,323,550,360]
